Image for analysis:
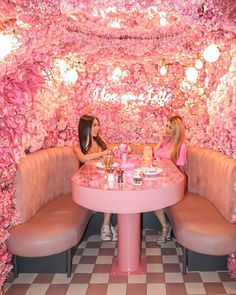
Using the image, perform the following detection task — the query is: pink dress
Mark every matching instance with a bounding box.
[154,142,187,167]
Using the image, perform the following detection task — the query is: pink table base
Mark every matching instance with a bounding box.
[111,257,147,275]
[72,155,185,275]
[111,213,146,274]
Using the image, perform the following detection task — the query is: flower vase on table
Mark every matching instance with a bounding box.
[113,143,131,169]
[120,152,128,167]
[120,152,128,162]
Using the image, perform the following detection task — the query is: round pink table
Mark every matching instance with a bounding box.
[72,155,185,275]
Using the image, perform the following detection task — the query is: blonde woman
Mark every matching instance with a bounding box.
[153,115,187,244]
[73,114,117,241]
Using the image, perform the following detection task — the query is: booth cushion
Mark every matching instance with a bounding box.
[7,194,91,257]
[168,192,236,256]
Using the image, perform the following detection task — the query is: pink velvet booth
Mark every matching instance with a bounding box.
[167,146,236,274]
[7,146,92,277]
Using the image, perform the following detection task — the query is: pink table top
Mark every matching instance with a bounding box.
[72,155,185,214]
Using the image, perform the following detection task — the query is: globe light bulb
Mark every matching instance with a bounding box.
[185,67,198,83]
[160,17,167,26]
[0,34,14,60]
[195,59,203,70]
[55,59,68,72]
[63,68,78,84]
[203,44,220,63]
[160,66,167,76]
[112,66,122,81]
[110,20,121,28]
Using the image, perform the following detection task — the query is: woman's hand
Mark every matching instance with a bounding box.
[74,145,111,163]
[102,149,110,156]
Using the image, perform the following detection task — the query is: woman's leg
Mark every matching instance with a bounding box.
[154,209,171,244]
[102,213,112,226]
[154,209,166,228]
[101,213,112,241]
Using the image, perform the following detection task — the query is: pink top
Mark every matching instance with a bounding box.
[154,142,187,167]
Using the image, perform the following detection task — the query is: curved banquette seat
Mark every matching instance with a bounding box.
[167,146,236,273]
[7,146,92,277]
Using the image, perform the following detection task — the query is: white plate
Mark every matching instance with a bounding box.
[144,167,163,176]
[95,162,119,169]
[132,181,143,186]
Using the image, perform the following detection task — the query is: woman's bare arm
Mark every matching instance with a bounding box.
[73,145,109,163]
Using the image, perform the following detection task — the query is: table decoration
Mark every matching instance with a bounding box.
[113,144,131,166]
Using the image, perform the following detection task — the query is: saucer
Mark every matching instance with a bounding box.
[143,167,163,176]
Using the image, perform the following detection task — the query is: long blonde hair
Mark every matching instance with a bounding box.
[168,116,185,161]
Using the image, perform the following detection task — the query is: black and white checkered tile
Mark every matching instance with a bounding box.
[4,230,236,295]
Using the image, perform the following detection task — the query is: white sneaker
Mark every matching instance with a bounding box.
[101,225,112,241]
[111,225,118,241]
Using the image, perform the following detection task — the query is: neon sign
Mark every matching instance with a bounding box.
[92,86,172,106]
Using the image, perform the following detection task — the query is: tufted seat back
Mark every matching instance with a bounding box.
[184,146,236,223]
[16,146,78,223]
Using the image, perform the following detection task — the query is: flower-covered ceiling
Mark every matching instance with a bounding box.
[0,0,235,154]
[1,0,236,63]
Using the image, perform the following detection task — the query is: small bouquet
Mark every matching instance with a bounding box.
[228,252,236,279]
[228,212,236,278]
[113,144,131,162]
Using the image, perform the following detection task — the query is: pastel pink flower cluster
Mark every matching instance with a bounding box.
[112,144,132,157]
[227,211,236,279]
[166,0,236,33]
[228,253,236,279]
[0,244,13,288]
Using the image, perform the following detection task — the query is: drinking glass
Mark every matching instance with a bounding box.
[104,155,114,170]
[143,145,153,161]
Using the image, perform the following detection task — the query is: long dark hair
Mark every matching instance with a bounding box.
[78,114,107,154]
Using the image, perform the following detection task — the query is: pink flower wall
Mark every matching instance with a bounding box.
[0,0,236,290]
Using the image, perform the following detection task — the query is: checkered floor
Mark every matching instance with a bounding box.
[4,230,236,295]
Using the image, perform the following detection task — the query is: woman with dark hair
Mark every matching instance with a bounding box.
[73,114,117,241]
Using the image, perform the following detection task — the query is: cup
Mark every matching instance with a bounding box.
[133,174,143,186]
[143,145,153,161]
[104,155,114,170]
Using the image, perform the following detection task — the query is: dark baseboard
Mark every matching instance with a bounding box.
[187,250,227,271]
[14,251,67,274]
